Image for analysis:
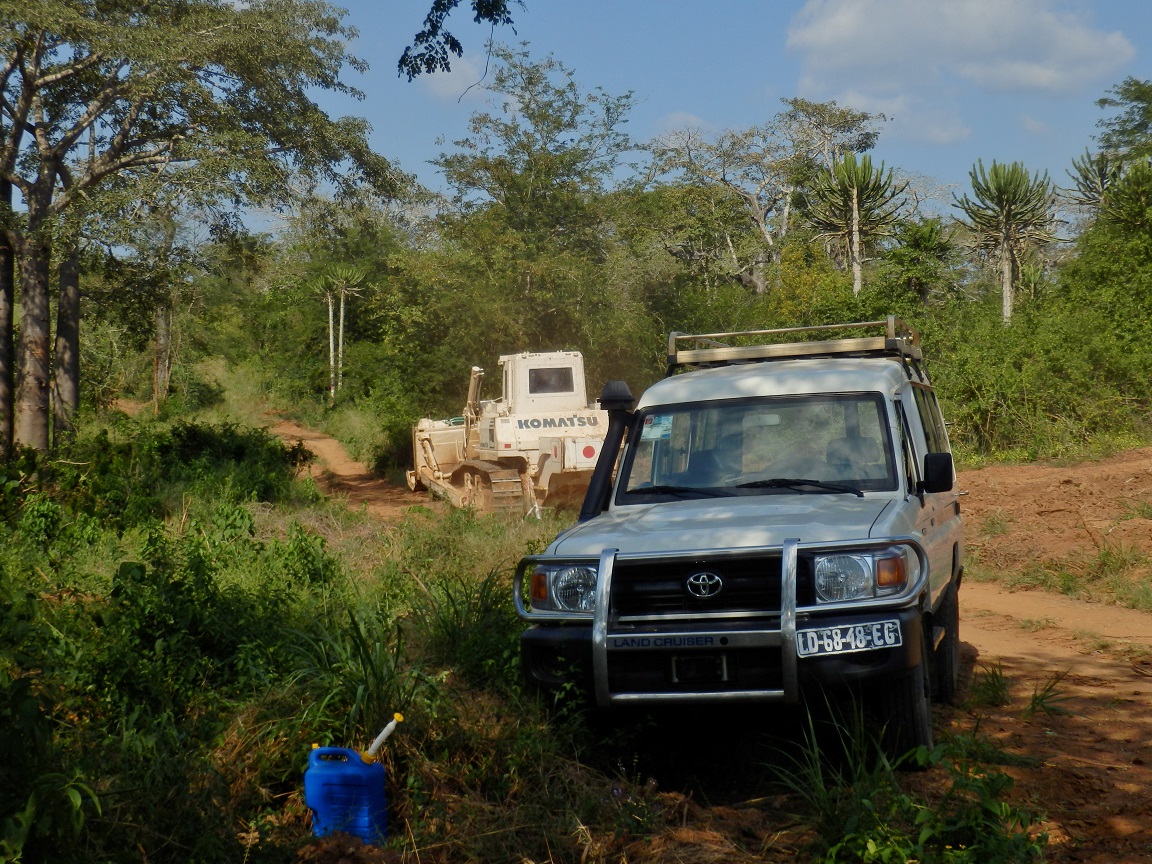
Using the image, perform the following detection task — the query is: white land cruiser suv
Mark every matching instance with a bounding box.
[514,319,964,756]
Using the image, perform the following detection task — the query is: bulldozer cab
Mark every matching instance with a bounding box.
[501,352,591,414]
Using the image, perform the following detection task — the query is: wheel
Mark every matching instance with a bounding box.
[932,584,961,705]
[871,619,933,764]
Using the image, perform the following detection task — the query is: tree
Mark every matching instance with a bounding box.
[1100,158,1152,234]
[433,43,634,258]
[649,125,791,293]
[806,153,906,294]
[618,181,760,290]
[648,99,883,293]
[0,179,12,454]
[0,0,398,450]
[312,264,367,405]
[954,160,1057,324]
[776,97,884,174]
[1096,77,1152,161]
[880,217,960,305]
[400,0,521,79]
[1064,149,1122,210]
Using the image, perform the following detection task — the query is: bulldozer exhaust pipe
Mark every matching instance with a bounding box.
[464,366,484,423]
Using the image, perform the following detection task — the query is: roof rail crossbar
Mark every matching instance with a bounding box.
[666,317,924,376]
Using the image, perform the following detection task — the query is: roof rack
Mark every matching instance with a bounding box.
[666,316,925,379]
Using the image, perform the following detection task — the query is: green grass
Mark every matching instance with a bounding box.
[986,540,1152,612]
[978,509,1011,537]
[770,708,1047,863]
[968,661,1012,709]
[0,408,1054,864]
[1017,617,1056,632]
[1022,670,1076,720]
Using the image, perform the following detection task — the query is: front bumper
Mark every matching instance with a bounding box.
[522,607,924,702]
[517,537,929,707]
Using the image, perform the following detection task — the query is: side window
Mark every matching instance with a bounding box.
[897,402,920,491]
[912,387,948,453]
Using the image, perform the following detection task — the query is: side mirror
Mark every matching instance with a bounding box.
[921,452,954,494]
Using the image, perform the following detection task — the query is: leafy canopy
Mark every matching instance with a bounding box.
[807,153,906,244]
[433,43,634,254]
[0,0,400,230]
[954,160,1056,249]
[1096,76,1152,161]
[399,0,522,80]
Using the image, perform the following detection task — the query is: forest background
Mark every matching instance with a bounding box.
[2,1,1152,862]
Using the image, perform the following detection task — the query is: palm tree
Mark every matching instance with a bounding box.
[954,160,1057,324]
[807,154,906,294]
[312,265,367,405]
[1101,158,1152,233]
[1065,149,1121,210]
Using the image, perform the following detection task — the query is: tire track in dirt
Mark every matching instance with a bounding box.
[955,449,1152,862]
[270,418,430,519]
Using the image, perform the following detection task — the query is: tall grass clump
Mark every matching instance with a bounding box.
[0,419,374,863]
[772,709,1046,863]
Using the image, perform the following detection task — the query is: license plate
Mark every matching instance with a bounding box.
[796,620,902,657]
[671,654,729,683]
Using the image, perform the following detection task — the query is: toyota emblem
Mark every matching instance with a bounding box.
[685,571,723,598]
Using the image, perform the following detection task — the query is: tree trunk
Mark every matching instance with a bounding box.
[51,242,81,442]
[326,293,335,405]
[153,300,172,410]
[850,186,863,295]
[1000,233,1014,325]
[15,237,52,451]
[337,289,345,392]
[0,181,15,458]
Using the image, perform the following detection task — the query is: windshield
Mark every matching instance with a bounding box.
[617,393,897,502]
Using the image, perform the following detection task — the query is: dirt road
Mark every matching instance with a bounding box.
[956,450,1152,862]
[275,419,1152,861]
[270,418,422,519]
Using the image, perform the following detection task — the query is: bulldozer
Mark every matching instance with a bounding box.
[406,351,609,513]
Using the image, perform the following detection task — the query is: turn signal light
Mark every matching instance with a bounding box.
[876,554,906,589]
[530,568,549,603]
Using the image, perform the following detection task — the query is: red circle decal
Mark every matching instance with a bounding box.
[583,445,596,459]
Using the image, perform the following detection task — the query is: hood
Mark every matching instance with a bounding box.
[550,495,898,556]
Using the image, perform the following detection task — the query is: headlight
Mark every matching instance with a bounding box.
[530,564,598,613]
[814,555,871,602]
[813,547,918,603]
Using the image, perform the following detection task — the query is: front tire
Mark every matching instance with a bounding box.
[932,584,961,705]
[872,620,933,763]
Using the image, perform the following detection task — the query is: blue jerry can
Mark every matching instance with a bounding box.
[304,747,387,844]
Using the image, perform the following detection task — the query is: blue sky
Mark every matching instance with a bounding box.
[320,0,1150,202]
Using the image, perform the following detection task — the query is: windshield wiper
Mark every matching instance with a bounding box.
[735,478,864,497]
[627,484,736,498]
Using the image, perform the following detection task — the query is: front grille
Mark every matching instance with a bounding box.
[611,555,811,617]
[606,646,784,693]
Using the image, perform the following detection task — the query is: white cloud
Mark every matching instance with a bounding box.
[787,0,1133,143]
[420,55,490,103]
[653,111,712,136]
[1020,114,1050,136]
